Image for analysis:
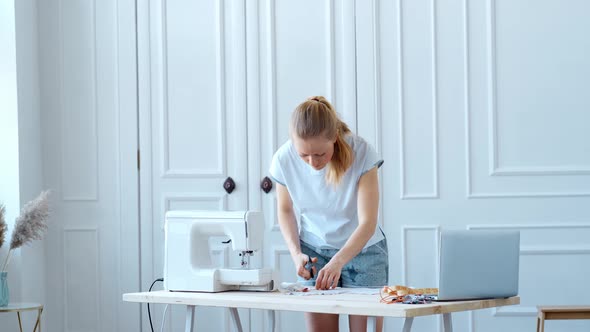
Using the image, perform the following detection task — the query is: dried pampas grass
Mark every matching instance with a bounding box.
[1,191,51,272]
[0,204,6,249]
[9,191,50,249]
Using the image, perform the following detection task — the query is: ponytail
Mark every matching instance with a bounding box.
[290,96,353,186]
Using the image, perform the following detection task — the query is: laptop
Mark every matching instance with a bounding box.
[436,229,520,301]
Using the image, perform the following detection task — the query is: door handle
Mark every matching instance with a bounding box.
[260,176,273,194]
[223,177,236,194]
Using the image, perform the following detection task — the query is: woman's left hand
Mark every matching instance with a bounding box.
[315,260,344,290]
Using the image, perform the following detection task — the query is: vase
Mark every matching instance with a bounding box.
[0,272,8,307]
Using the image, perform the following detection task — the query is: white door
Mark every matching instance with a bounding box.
[137,0,251,331]
[256,1,361,331]
[39,0,140,331]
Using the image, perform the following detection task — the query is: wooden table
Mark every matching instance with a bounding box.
[123,290,519,332]
[0,303,44,332]
[536,306,590,332]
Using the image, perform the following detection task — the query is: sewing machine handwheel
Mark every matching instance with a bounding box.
[261,176,273,193]
[223,177,236,194]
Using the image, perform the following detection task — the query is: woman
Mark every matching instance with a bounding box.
[269,96,388,332]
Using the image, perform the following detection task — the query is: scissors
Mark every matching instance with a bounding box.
[305,255,315,279]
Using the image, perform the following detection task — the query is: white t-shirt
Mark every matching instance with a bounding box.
[269,133,384,249]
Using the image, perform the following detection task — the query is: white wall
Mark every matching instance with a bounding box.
[0,2,21,214]
[0,0,22,330]
[1,0,44,330]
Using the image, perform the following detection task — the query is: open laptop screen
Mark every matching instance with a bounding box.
[437,230,520,301]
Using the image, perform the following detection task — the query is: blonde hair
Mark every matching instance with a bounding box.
[290,96,353,186]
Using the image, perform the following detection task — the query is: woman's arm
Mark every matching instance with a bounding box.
[315,167,380,289]
[276,183,316,279]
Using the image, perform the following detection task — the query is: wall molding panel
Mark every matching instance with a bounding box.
[59,0,99,201]
[401,225,440,286]
[467,223,590,231]
[401,225,442,332]
[336,0,358,131]
[356,0,382,151]
[464,0,590,198]
[160,0,227,178]
[398,0,440,200]
[272,247,294,330]
[160,193,227,229]
[63,228,100,332]
[486,0,590,178]
[327,0,336,104]
[272,246,291,271]
[263,0,337,155]
[262,0,278,154]
[490,166,590,177]
[467,190,590,199]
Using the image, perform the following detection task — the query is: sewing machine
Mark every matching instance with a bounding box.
[163,210,275,292]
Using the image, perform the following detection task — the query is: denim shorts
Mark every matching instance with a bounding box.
[297,238,389,288]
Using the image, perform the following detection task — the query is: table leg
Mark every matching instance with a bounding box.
[17,311,23,332]
[367,316,377,332]
[443,313,453,332]
[538,312,545,332]
[33,307,44,332]
[402,317,414,332]
[229,308,243,332]
[185,305,195,332]
[267,310,275,332]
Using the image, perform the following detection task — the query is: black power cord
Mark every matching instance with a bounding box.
[148,278,164,332]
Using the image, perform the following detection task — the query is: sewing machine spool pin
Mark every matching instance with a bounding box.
[240,250,254,269]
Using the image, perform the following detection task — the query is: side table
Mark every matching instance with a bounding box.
[536,306,590,332]
[0,303,44,332]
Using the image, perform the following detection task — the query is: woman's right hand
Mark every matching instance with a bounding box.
[293,253,317,280]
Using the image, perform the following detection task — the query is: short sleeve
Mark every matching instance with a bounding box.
[269,150,287,187]
[361,141,384,176]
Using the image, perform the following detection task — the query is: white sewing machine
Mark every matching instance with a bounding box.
[163,210,275,292]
